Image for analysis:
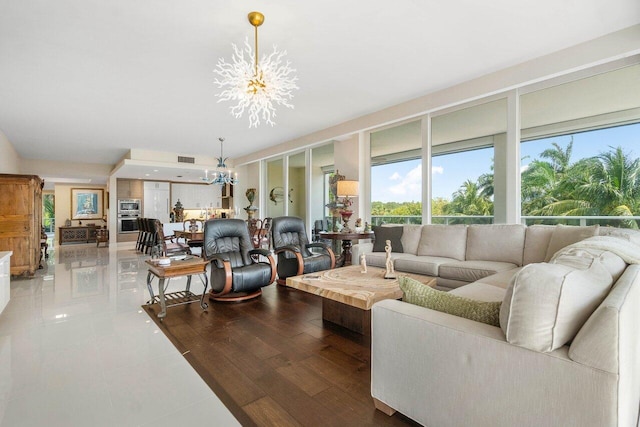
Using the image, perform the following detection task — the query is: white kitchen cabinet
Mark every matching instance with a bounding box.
[171,183,219,209]
[144,181,170,222]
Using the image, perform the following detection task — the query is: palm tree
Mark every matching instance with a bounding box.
[521,140,574,216]
[445,180,493,222]
[535,146,640,228]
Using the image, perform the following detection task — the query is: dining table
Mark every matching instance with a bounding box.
[173,230,204,248]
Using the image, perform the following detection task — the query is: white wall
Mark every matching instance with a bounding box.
[0,130,19,174]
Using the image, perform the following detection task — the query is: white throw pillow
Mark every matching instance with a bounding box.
[500,251,614,352]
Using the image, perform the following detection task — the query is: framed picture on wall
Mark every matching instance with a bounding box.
[71,188,104,220]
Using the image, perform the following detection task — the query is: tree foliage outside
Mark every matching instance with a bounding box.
[42,194,55,232]
[372,139,640,229]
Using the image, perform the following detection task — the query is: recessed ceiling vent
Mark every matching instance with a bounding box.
[178,156,195,164]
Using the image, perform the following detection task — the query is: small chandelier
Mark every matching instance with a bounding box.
[214,11,298,128]
[203,137,238,186]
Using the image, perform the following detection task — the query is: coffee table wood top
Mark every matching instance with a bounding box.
[285,265,436,310]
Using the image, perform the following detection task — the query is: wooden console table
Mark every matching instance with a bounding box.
[59,226,98,244]
[318,231,374,267]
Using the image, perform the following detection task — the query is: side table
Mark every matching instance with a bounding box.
[145,257,209,319]
[318,231,374,267]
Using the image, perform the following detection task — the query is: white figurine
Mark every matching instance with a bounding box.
[384,239,396,279]
[360,253,367,273]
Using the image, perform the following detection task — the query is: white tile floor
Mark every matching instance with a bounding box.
[0,242,240,427]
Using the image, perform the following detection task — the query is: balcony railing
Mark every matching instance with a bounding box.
[371,215,640,228]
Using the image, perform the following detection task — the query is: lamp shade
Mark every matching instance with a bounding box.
[337,180,359,197]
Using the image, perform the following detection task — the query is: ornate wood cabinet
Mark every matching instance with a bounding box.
[0,174,43,276]
[59,226,98,244]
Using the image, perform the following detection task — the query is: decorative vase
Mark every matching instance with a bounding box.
[173,199,184,223]
[245,188,256,205]
[340,209,353,233]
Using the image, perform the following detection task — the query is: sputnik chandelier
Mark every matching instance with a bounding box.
[214,11,298,128]
[202,137,238,186]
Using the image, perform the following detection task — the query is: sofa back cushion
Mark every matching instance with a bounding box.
[598,226,640,246]
[500,249,619,352]
[401,224,423,255]
[417,225,467,261]
[372,225,403,253]
[466,224,526,266]
[523,224,555,265]
[544,224,599,262]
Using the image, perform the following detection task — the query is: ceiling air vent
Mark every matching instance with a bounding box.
[177,156,195,164]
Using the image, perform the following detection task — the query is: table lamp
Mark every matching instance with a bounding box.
[337,180,359,232]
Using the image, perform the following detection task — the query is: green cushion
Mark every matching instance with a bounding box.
[399,276,501,326]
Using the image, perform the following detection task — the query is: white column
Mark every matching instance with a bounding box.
[505,90,522,224]
[421,115,432,225]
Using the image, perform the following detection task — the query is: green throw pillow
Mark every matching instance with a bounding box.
[399,276,501,327]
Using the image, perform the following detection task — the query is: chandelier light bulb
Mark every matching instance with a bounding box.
[214,11,299,127]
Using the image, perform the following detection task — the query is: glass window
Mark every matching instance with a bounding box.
[430,98,506,224]
[520,64,640,228]
[521,123,640,227]
[431,146,494,224]
[370,120,422,225]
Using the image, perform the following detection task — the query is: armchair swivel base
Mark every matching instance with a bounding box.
[209,289,263,302]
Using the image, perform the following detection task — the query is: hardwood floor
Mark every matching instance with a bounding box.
[143,284,418,426]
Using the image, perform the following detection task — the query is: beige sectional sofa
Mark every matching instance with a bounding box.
[354,224,640,426]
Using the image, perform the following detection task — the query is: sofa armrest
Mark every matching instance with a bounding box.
[371,299,618,427]
[351,242,374,263]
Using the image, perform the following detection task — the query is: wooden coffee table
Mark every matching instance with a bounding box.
[286,265,436,335]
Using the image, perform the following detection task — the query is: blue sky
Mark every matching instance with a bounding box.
[371,122,640,202]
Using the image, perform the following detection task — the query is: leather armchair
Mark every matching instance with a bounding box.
[271,216,336,285]
[203,218,276,301]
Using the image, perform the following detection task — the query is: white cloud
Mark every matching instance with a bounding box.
[432,165,444,175]
[521,164,529,173]
[389,172,401,181]
[388,163,422,198]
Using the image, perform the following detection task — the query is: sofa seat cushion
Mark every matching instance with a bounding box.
[365,252,413,269]
[449,282,506,303]
[474,267,523,289]
[417,225,467,260]
[394,255,458,277]
[466,224,526,266]
[438,260,518,283]
[399,276,501,326]
[500,250,617,353]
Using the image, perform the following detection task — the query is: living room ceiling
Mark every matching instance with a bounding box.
[1,1,639,184]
